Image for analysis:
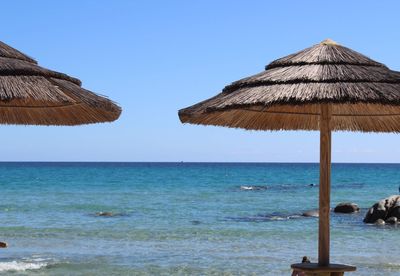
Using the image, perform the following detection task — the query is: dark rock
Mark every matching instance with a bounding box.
[364,204,387,223]
[385,216,398,224]
[388,205,400,218]
[364,195,400,223]
[334,202,360,213]
[302,210,319,217]
[375,219,385,225]
[0,241,7,248]
[191,220,201,225]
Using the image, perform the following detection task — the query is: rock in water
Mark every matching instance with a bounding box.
[385,216,398,224]
[240,185,268,191]
[96,211,115,217]
[334,202,360,213]
[302,210,319,217]
[364,195,400,223]
[375,219,386,225]
[389,205,400,218]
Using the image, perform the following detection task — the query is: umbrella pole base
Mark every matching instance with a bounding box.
[291,263,356,276]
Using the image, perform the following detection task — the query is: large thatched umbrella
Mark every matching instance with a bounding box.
[178,39,400,274]
[0,41,121,125]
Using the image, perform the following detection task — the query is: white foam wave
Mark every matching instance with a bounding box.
[0,261,47,272]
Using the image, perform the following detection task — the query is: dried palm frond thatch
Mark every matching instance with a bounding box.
[179,39,400,132]
[0,41,121,125]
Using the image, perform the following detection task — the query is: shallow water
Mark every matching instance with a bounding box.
[0,162,399,275]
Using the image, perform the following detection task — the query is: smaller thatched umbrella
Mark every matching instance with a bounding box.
[0,41,121,248]
[0,41,121,125]
[179,39,400,274]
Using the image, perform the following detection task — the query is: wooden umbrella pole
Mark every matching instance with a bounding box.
[319,104,331,266]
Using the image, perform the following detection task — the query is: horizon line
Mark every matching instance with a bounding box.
[0,161,400,164]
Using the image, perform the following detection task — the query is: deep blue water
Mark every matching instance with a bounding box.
[0,162,399,275]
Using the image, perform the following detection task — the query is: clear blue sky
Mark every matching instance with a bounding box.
[1,0,400,162]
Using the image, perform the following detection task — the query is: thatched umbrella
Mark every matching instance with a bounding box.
[178,39,400,274]
[0,41,120,248]
[0,41,121,248]
[0,41,121,125]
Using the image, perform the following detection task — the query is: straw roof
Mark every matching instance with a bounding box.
[179,39,400,132]
[0,41,121,125]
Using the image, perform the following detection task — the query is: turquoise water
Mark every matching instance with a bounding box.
[0,162,399,275]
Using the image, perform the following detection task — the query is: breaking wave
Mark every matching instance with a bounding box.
[0,260,47,272]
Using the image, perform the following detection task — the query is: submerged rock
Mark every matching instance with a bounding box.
[225,211,305,223]
[240,185,268,191]
[334,202,360,213]
[94,211,126,217]
[364,195,400,223]
[96,211,114,217]
[302,210,319,217]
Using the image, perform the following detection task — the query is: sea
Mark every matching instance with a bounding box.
[0,162,399,275]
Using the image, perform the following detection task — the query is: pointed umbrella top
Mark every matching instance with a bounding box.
[0,41,121,125]
[179,39,400,132]
[320,38,339,46]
